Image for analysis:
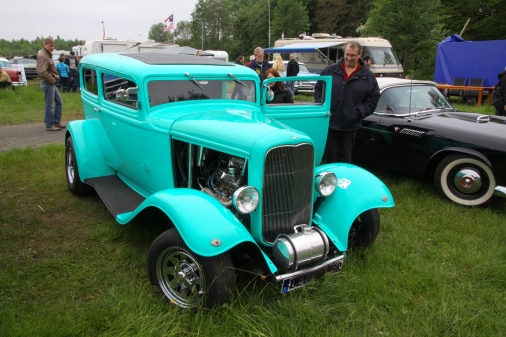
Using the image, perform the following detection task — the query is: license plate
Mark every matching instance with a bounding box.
[280,260,342,294]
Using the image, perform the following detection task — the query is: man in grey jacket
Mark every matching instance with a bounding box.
[37,37,65,131]
[314,41,380,163]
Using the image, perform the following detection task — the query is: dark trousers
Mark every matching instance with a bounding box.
[60,77,70,92]
[324,129,358,164]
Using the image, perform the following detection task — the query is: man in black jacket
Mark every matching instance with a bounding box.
[286,54,299,95]
[314,41,380,163]
[494,69,506,116]
[248,47,271,81]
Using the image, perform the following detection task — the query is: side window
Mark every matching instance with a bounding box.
[102,72,138,109]
[82,67,98,95]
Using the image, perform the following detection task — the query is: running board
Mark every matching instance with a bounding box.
[85,176,145,218]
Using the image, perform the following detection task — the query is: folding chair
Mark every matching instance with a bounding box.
[465,78,484,104]
[446,77,466,101]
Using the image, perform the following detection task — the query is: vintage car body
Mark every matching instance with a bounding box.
[354,78,506,206]
[10,57,38,79]
[66,53,394,309]
[0,57,26,86]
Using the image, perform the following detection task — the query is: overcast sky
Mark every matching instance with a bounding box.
[4,0,198,42]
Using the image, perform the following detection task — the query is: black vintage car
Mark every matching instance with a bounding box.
[354,78,506,207]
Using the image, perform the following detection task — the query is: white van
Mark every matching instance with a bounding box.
[204,50,229,62]
[76,38,178,56]
[266,33,403,77]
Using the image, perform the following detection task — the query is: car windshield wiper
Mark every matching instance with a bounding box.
[185,73,204,91]
[228,73,247,87]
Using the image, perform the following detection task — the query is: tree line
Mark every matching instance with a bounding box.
[2,0,504,80]
[0,36,85,58]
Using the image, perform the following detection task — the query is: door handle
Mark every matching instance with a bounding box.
[93,107,102,112]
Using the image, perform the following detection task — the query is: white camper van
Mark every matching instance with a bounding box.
[266,33,403,77]
[75,38,177,56]
[204,50,229,62]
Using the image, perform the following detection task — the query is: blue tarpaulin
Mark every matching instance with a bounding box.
[433,34,506,87]
[264,41,345,54]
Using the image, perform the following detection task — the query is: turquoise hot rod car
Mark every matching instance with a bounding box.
[66,52,394,309]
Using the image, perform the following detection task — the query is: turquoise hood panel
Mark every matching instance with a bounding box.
[168,106,307,158]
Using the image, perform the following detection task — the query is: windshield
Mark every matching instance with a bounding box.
[148,79,256,107]
[376,85,453,114]
[363,47,400,65]
[299,64,309,73]
[0,61,12,68]
[15,59,36,64]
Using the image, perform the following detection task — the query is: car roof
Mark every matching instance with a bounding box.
[376,77,436,90]
[80,52,259,79]
[268,60,306,65]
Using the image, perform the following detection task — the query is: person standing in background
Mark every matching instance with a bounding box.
[286,54,299,95]
[231,55,247,100]
[493,69,506,116]
[37,37,64,131]
[56,58,70,93]
[65,51,79,92]
[248,47,271,81]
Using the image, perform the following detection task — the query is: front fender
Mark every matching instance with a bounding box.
[116,188,278,273]
[66,120,115,180]
[313,163,395,251]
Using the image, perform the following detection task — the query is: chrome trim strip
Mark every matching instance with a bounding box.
[494,186,506,198]
[275,255,345,282]
[477,115,490,123]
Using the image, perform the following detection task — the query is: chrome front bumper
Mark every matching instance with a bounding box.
[275,254,345,283]
[494,186,506,198]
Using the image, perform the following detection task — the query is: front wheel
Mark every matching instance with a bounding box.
[147,228,235,309]
[434,154,495,206]
[348,209,381,248]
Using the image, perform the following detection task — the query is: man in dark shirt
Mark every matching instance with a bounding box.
[286,54,299,95]
[248,47,271,81]
[314,41,380,163]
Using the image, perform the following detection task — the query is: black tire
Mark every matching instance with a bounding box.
[434,154,495,206]
[147,228,235,309]
[65,136,91,195]
[348,209,381,248]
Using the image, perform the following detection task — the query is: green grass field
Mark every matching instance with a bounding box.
[0,81,505,336]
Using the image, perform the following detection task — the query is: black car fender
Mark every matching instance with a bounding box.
[426,147,492,176]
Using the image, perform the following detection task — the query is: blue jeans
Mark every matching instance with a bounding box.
[40,81,63,128]
[286,80,295,96]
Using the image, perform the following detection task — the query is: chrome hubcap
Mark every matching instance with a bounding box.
[66,148,75,184]
[157,248,205,308]
[454,169,482,194]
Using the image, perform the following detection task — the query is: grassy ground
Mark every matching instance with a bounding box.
[0,80,83,126]
[1,83,505,336]
[0,146,505,336]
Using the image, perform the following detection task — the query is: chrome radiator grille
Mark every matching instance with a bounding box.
[262,144,314,243]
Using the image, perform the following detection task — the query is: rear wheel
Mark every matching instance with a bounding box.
[348,209,381,248]
[65,136,91,195]
[147,228,235,309]
[434,154,495,206]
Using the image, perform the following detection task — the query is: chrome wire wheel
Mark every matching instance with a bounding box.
[66,143,75,185]
[156,247,206,309]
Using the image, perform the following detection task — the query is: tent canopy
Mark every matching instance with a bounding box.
[264,41,345,54]
[153,46,214,57]
[433,34,506,87]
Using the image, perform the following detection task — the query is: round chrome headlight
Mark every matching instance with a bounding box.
[232,186,259,214]
[315,172,337,196]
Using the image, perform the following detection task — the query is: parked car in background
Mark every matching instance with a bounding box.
[269,60,317,94]
[66,52,394,309]
[0,57,26,86]
[10,57,37,79]
[353,78,506,207]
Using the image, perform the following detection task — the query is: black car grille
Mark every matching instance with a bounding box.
[262,144,314,243]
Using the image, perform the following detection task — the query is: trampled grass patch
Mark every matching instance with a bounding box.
[0,80,83,125]
[0,146,505,336]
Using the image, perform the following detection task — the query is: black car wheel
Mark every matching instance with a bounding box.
[434,154,495,206]
[348,209,381,248]
[65,136,91,195]
[148,228,235,309]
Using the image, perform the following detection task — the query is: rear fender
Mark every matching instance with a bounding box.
[116,188,278,274]
[66,120,115,180]
[313,164,395,251]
